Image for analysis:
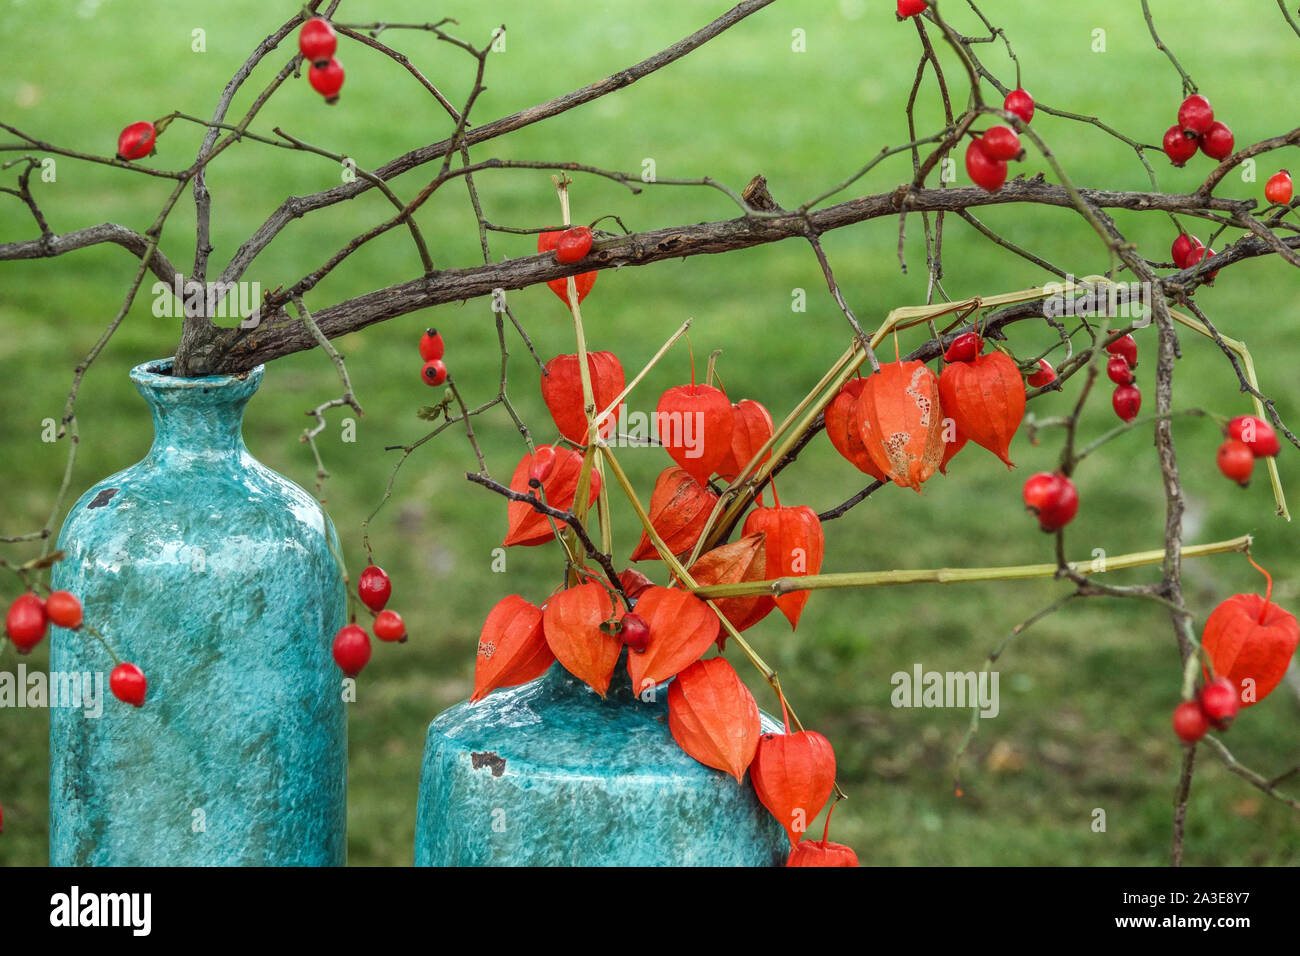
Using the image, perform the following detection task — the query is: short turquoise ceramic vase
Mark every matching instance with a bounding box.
[49,359,347,866]
[415,658,787,866]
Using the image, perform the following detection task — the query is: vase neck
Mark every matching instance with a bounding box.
[131,359,264,460]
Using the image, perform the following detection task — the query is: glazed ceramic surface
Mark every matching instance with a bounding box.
[49,360,347,866]
[415,660,787,866]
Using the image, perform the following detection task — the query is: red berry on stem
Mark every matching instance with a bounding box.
[1003,88,1035,124]
[45,591,83,630]
[896,0,928,17]
[1162,125,1198,166]
[116,122,157,161]
[1112,383,1141,422]
[982,125,1022,161]
[421,359,448,387]
[965,139,1007,192]
[1027,359,1056,388]
[308,58,345,103]
[1226,415,1280,457]
[419,328,445,362]
[1177,94,1214,136]
[1172,700,1209,744]
[1022,472,1078,532]
[373,609,407,643]
[529,446,557,484]
[109,662,147,707]
[619,612,650,653]
[298,17,337,65]
[1171,233,1203,269]
[1198,676,1239,730]
[1105,333,1138,369]
[943,332,983,363]
[1106,355,1134,386]
[358,565,392,612]
[1200,122,1234,160]
[332,624,371,677]
[1265,170,1293,205]
[554,226,593,264]
[1187,244,1219,282]
[1216,439,1254,487]
[5,593,47,653]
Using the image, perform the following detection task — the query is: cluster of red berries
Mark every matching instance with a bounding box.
[1170,232,1217,282]
[967,89,1034,193]
[419,329,448,387]
[4,590,146,706]
[1162,94,1233,167]
[332,565,406,677]
[1172,677,1239,743]
[1104,333,1141,423]
[1215,415,1280,487]
[300,17,345,103]
[966,89,1034,193]
[1022,471,1079,533]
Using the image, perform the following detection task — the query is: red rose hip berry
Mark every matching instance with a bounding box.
[5,593,47,653]
[372,609,407,643]
[1198,677,1240,730]
[1172,700,1209,744]
[1003,87,1035,124]
[1106,355,1134,386]
[421,359,448,387]
[1022,472,1078,532]
[357,565,392,612]
[116,122,157,161]
[1200,122,1234,160]
[1027,359,1056,388]
[554,226,593,264]
[45,591,83,630]
[943,332,982,363]
[982,126,1022,161]
[965,139,1008,192]
[308,58,345,103]
[332,624,371,677]
[1216,439,1254,486]
[1162,126,1198,166]
[419,328,445,362]
[1265,170,1293,205]
[896,0,928,17]
[110,662,147,707]
[1226,415,1280,457]
[298,17,337,66]
[619,612,650,653]
[1112,383,1141,422]
[1177,94,1214,136]
[1105,333,1138,369]
[1171,233,1203,269]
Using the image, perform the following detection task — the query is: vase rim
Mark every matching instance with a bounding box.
[130,358,265,395]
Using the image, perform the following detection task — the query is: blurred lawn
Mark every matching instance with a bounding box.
[2,0,1298,866]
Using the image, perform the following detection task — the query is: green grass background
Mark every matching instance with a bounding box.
[2,0,1298,866]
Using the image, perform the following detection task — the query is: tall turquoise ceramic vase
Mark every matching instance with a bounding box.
[49,359,347,866]
[415,660,788,866]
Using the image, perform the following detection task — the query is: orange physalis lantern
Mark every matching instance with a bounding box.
[655,383,735,486]
[1201,563,1299,707]
[630,467,719,562]
[541,582,622,697]
[540,351,625,445]
[825,378,886,481]
[471,595,554,702]
[937,350,1025,467]
[502,446,601,547]
[688,533,776,641]
[855,360,945,492]
[667,657,761,784]
[717,399,775,483]
[742,503,824,629]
